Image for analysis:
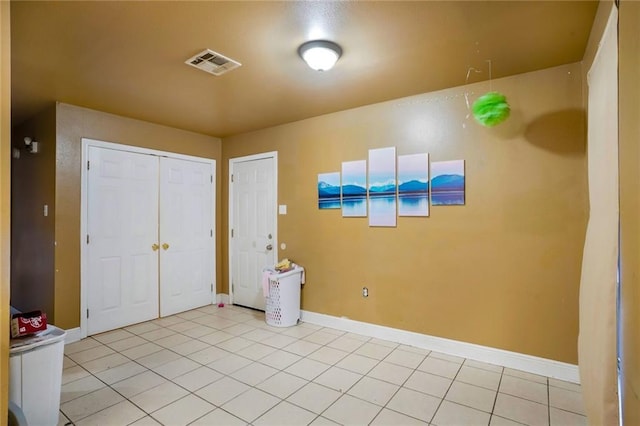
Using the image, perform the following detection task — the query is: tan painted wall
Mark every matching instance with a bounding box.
[582,1,615,85]
[55,103,222,329]
[619,0,640,422]
[222,63,587,364]
[11,106,57,320]
[1,2,11,423]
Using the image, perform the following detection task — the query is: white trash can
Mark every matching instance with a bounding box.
[9,325,66,426]
[265,265,305,327]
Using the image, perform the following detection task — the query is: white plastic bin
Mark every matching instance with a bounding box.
[265,266,305,327]
[9,325,66,426]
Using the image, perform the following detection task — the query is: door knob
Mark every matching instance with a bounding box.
[266,244,273,251]
[162,243,170,251]
[152,243,159,251]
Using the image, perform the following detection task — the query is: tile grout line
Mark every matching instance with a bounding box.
[427,358,464,424]
[548,376,551,426]
[62,313,240,424]
[84,321,458,425]
[64,309,258,425]
[197,314,347,425]
[147,311,343,424]
[62,306,585,426]
[282,333,381,424]
[69,349,202,424]
[366,347,432,425]
[487,364,505,426]
[70,316,377,424]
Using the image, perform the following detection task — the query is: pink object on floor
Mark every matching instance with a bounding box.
[262,270,272,297]
[218,303,224,308]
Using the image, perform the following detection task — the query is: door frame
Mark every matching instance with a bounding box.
[80,138,217,339]
[228,151,278,306]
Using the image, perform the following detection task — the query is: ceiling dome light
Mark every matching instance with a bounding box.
[298,40,342,71]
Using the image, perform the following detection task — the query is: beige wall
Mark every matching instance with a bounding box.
[619,0,640,422]
[1,1,11,422]
[11,106,57,320]
[54,103,222,329]
[222,63,587,364]
[582,1,615,93]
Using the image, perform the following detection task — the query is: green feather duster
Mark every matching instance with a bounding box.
[471,91,510,127]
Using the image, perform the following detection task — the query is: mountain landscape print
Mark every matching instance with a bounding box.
[398,153,429,216]
[368,147,397,227]
[341,160,367,217]
[430,160,465,205]
[318,172,341,209]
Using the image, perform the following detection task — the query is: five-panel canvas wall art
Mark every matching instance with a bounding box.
[317,147,465,227]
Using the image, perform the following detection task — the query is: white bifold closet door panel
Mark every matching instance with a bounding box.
[159,157,215,317]
[87,147,160,335]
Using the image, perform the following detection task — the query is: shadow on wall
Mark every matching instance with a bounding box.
[524,109,586,156]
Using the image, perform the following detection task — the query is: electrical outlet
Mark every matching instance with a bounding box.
[362,287,368,297]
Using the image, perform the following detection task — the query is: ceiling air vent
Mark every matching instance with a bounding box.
[185,49,241,76]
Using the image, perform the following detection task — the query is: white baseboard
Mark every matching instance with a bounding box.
[64,327,83,344]
[216,293,230,305]
[300,310,580,384]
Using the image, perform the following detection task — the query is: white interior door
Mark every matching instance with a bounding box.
[159,157,215,317]
[87,147,159,335]
[231,156,276,310]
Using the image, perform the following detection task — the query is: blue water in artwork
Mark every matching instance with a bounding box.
[318,180,341,209]
[369,195,396,226]
[431,191,465,205]
[319,198,341,209]
[430,174,464,206]
[342,197,366,216]
[398,194,429,216]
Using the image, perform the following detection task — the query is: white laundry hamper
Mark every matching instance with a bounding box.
[265,266,305,327]
[9,325,66,426]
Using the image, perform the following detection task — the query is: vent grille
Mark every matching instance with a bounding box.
[185,49,241,76]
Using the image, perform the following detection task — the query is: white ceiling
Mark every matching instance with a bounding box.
[11,1,598,137]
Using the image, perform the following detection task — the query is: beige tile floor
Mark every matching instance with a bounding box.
[59,305,587,426]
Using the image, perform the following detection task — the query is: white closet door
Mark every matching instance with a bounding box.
[87,147,159,335]
[159,157,215,317]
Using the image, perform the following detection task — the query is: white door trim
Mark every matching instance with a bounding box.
[228,151,278,306]
[80,138,216,338]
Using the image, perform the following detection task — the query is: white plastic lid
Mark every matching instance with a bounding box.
[10,325,67,354]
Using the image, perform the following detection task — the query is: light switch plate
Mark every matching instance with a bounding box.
[278,205,287,215]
